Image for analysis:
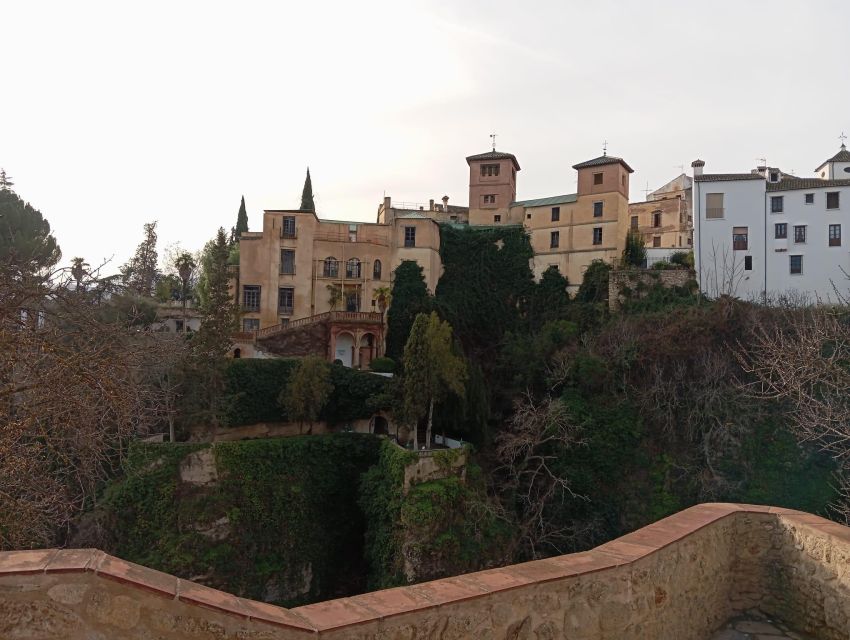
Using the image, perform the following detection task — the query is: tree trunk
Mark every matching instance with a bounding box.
[425,397,434,450]
[168,416,175,443]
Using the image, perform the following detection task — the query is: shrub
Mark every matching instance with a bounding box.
[368,357,396,373]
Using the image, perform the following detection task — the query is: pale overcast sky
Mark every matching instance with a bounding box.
[2,0,848,269]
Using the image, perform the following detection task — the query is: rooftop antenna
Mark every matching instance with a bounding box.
[674,164,685,174]
[756,157,767,167]
[490,132,497,152]
[840,131,847,149]
[0,169,13,191]
[602,140,608,156]
[643,182,652,199]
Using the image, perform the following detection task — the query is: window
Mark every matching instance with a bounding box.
[483,194,496,205]
[827,192,840,210]
[242,285,260,311]
[653,211,662,228]
[551,207,560,222]
[830,224,842,247]
[550,231,559,248]
[373,259,382,280]
[593,172,603,185]
[494,214,501,223]
[790,255,803,275]
[592,227,603,245]
[282,216,296,238]
[744,256,753,271]
[769,171,779,183]
[323,256,339,278]
[280,249,295,275]
[480,163,500,177]
[243,318,260,332]
[404,226,416,247]
[805,193,815,204]
[593,201,603,217]
[526,213,531,219]
[794,225,807,243]
[733,226,748,251]
[278,287,294,314]
[346,258,361,279]
[345,291,360,312]
[770,196,784,213]
[175,319,184,333]
[706,193,724,219]
[630,215,638,230]
[775,223,787,239]
[349,224,357,242]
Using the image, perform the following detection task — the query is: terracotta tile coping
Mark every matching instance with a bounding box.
[0,503,841,634]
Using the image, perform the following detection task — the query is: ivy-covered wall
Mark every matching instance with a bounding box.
[358,440,510,589]
[93,435,381,606]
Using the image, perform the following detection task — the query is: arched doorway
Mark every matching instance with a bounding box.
[233,348,241,359]
[334,332,355,367]
[359,333,376,369]
[373,415,389,436]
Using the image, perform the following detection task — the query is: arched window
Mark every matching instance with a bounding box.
[373,259,382,280]
[323,257,339,278]
[346,258,361,279]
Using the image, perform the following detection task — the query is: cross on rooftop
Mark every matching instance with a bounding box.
[840,131,847,149]
[490,133,497,151]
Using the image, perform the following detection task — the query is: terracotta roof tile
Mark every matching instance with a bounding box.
[465,150,521,170]
[694,173,764,182]
[572,155,634,173]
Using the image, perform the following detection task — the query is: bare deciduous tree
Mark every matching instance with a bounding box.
[494,393,590,559]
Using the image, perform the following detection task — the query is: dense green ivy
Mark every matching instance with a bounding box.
[96,436,381,606]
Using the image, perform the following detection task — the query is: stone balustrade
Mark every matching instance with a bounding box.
[2,503,849,639]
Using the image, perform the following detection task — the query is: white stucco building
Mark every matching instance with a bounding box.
[693,143,850,303]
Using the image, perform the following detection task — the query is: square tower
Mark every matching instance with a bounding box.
[466,150,521,225]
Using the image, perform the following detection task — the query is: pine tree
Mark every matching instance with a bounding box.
[401,312,467,449]
[122,221,159,297]
[300,168,315,212]
[0,188,61,275]
[186,227,238,426]
[235,196,249,239]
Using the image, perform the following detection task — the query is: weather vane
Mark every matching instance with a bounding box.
[840,131,847,148]
[490,132,497,152]
[602,140,608,156]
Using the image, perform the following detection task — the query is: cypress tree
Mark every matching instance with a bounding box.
[300,168,315,212]
[385,260,431,360]
[235,196,249,238]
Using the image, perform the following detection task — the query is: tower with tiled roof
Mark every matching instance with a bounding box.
[815,141,850,180]
[466,149,521,225]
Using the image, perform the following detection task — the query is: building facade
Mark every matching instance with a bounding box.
[235,208,442,365]
[693,145,850,302]
[628,173,693,250]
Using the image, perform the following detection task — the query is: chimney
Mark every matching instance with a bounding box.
[442,195,449,211]
[383,196,391,211]
[429,198,434,211]
[691,159,705,177]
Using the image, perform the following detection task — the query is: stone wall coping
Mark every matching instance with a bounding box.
[0,503,840,635]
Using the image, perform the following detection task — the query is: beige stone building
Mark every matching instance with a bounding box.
[234,207,442,366]
[628,173,693,250]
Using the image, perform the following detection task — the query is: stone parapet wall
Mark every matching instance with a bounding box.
[2,504,850,639]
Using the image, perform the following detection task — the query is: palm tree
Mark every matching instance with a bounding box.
[70,257,89,292]
[174,252,196,333]
[374,286,392,356]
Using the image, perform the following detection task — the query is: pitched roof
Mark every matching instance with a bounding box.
[465,150,521,170]
[694,173,765,182]
[815,145,850,171]
[511,193,577,208]
[767,177,850,192]
[571,155,634,173]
